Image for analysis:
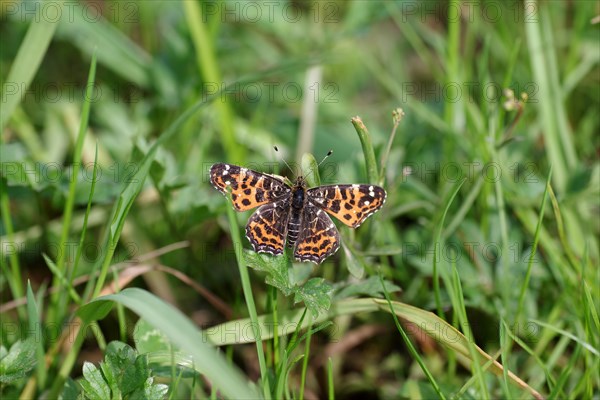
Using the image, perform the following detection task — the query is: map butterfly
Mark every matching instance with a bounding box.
[209,162,386,264]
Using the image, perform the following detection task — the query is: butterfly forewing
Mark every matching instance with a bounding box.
[210,163,291,211]
[293,203,340,264]
[245,200,291,255]
[307,184,387,228]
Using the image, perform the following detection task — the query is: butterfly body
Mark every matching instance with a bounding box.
[287,177,307,247]
[210,163,386,264]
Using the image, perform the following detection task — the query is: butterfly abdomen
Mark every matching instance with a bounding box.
[287,183,306,247]
[287,210,302,247]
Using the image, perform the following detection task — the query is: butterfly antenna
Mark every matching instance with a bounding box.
[305,150,333,178]
[273,146,296,176]
[318,150,333,167]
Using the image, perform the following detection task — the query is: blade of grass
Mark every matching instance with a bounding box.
[350,116,379,184]
[380,275,446,399]
[444,0,463,132]
[581,276,600,347]
[491,149,510,312]
[433,178,467,318]
[549,343,582,399]
[442,175,484,240]
[385,2,444,82]
[448,252,489,399]
[515,167,552,323]
[0,2,59,130]
[296,65,322,163]
[497,38,522,139]
[298,314,312,400]
[500,319,556,391]
[225,202,271,399]
[56,1,153,88]
[26,281,46,390]
[524,0,568,190]
[50,51,98,322]
[0,179,25,320]
[183,0,242,164]
[67,144,99,294]
[452,349,502,399]
[530,319,599,357]
[327,357,335,400]
[539,5,577,169]
[499,320,514,398]
[43,254,81,304]
[379,108,404,186]
[546,182,580,273]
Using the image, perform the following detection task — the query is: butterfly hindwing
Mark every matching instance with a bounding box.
[293,203,340,264]
[245,199,291,255]
[210,163,291,211]
[307,184,387,228]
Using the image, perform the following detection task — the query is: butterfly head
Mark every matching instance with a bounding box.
[273,146,333,188]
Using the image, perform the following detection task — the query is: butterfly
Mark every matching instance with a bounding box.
[209,162,386,264]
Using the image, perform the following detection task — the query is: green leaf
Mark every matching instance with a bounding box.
[244,250,293,295]
[341,242,365,279]
[78,341,171,399]
[566,166,593,195]
[245,250,333,316]
[293,278,333,317]
[133,319,172,355]
[103,342,147,396]
[335,276,401,300]
[99,358,119,399]
[0,338,36,384]
[59,377,82,400]
[301,152,321,187]
[129,377,169,400]
[80,362,110,400]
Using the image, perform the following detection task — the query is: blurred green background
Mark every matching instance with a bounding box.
[1,0,599,399]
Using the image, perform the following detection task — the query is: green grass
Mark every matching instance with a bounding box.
[1,1,599,399]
